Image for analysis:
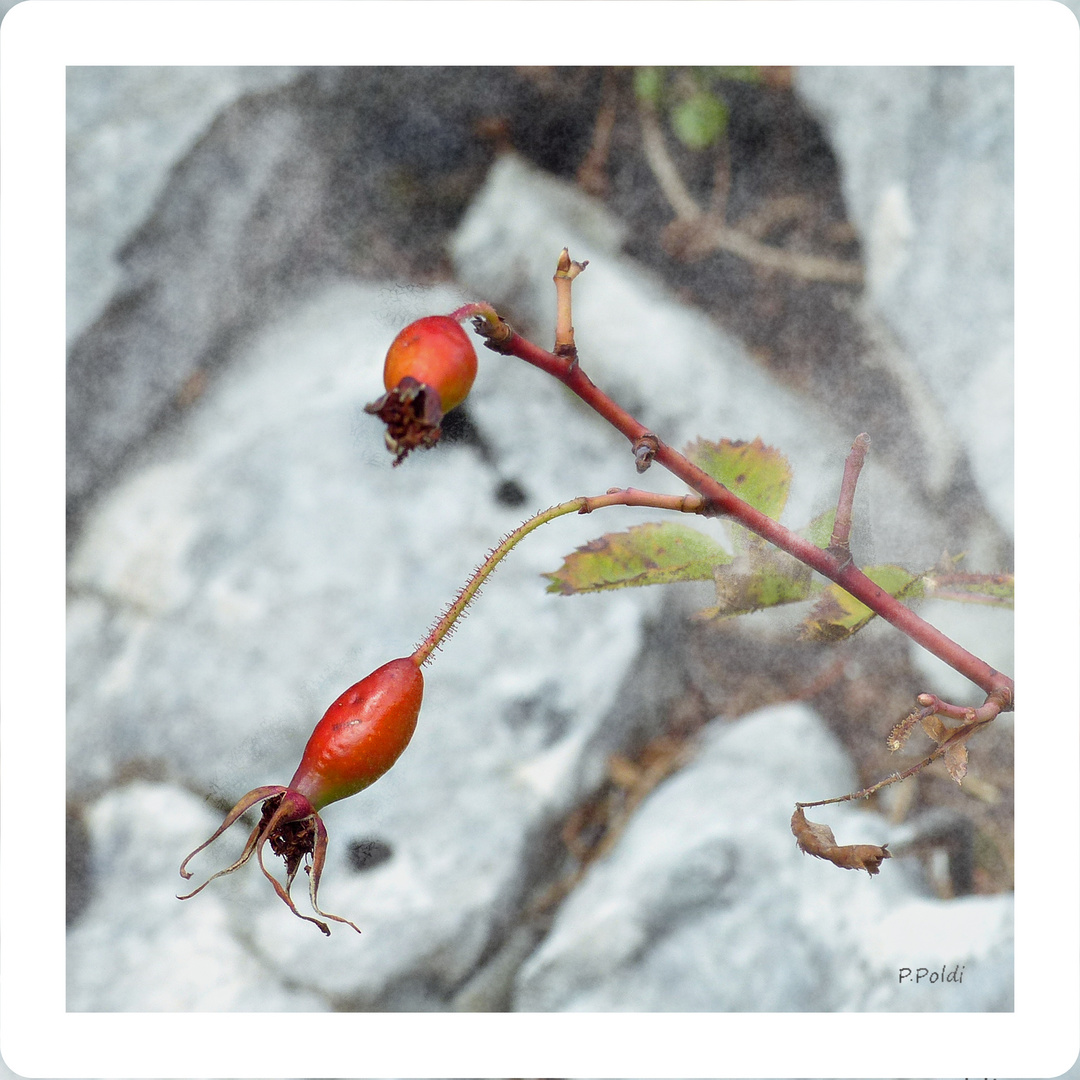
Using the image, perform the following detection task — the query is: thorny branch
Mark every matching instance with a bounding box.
[468,252,1013,863]
[469,263,1013,711]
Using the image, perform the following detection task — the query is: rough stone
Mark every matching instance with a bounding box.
[511,702,1012,1012]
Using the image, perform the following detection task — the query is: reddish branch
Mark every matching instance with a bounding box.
[828,432,871,563]
[461,301,1014,714]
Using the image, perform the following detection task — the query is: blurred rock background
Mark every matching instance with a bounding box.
[64,66,1014,1011]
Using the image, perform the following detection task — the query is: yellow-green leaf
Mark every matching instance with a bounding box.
[925,572,1014,607]
[544,521,731,595]
[800,507,836,549]
[696,547,814,620]
[800,564,926,642]
[684,437,791,521]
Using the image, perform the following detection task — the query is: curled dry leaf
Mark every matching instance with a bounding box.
[919,711,949,744]
[944,741,969,784]
[791,806,891,877]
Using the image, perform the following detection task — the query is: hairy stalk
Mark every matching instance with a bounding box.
[411,487,707,667]
[475,292,1013,710]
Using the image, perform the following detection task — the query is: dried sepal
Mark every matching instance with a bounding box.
[364,376,445,466]
[887,710,920,752]
[178,785,360,936]
[791,806,891,877]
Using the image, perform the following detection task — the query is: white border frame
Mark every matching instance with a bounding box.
[2,1,1078,1077]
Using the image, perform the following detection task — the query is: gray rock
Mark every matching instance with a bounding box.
[512,702,1012,1011]
[796,66,1014,534]
[67,781,327,1011]
[67,66,306,343]
[794,66,1015,699]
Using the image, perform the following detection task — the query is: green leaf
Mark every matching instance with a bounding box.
[544,521,732,595]
[800,507,836,549]
[684,437,792,521]
[670,92,729,150]
[633,67,664,105]
[925,572,1014,607]
[697,546,815,620]
[800,564,926,642]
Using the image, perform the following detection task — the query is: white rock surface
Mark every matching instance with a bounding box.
[796,66,1014,532]
[512,702,1012,1012]
[67,65,305,342]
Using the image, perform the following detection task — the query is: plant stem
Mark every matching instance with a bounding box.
[411,487,707,667]
[796,707,998,809]
[828,432,871,561]
[554,248,589,357]
[479,327,1014,709]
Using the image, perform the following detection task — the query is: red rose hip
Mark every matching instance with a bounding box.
[178,656,424,935]
[289,657,424,810]
[365,315,479,465]
[383,315,477,414]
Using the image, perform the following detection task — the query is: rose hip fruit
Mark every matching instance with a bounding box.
[289,658,424,810]
[384,316,477,414]
[365,315,478,465]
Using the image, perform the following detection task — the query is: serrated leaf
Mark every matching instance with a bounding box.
[544,521,731,595]
[684,437,791,521]
[671,92,729,149]
[800,564,926,642]
[696,546,814,620]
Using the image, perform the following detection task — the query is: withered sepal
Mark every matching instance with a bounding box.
[364,376,445,465]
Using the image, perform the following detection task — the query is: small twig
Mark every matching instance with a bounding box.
[799,690,1006,808]
[915,690,1010,726]
[828,432,871,564]
[576,69,619,197]
[553,247,588,360]
[706,138,732,221]
[637,100,863,286]
[637,98,704,221]
[665,217,866,285]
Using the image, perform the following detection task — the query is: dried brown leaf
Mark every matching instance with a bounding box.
[919,712,949,744]
[791,806,891,877]
[944,741,969,785]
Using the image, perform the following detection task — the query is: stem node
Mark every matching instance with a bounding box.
[633,433,660,473]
